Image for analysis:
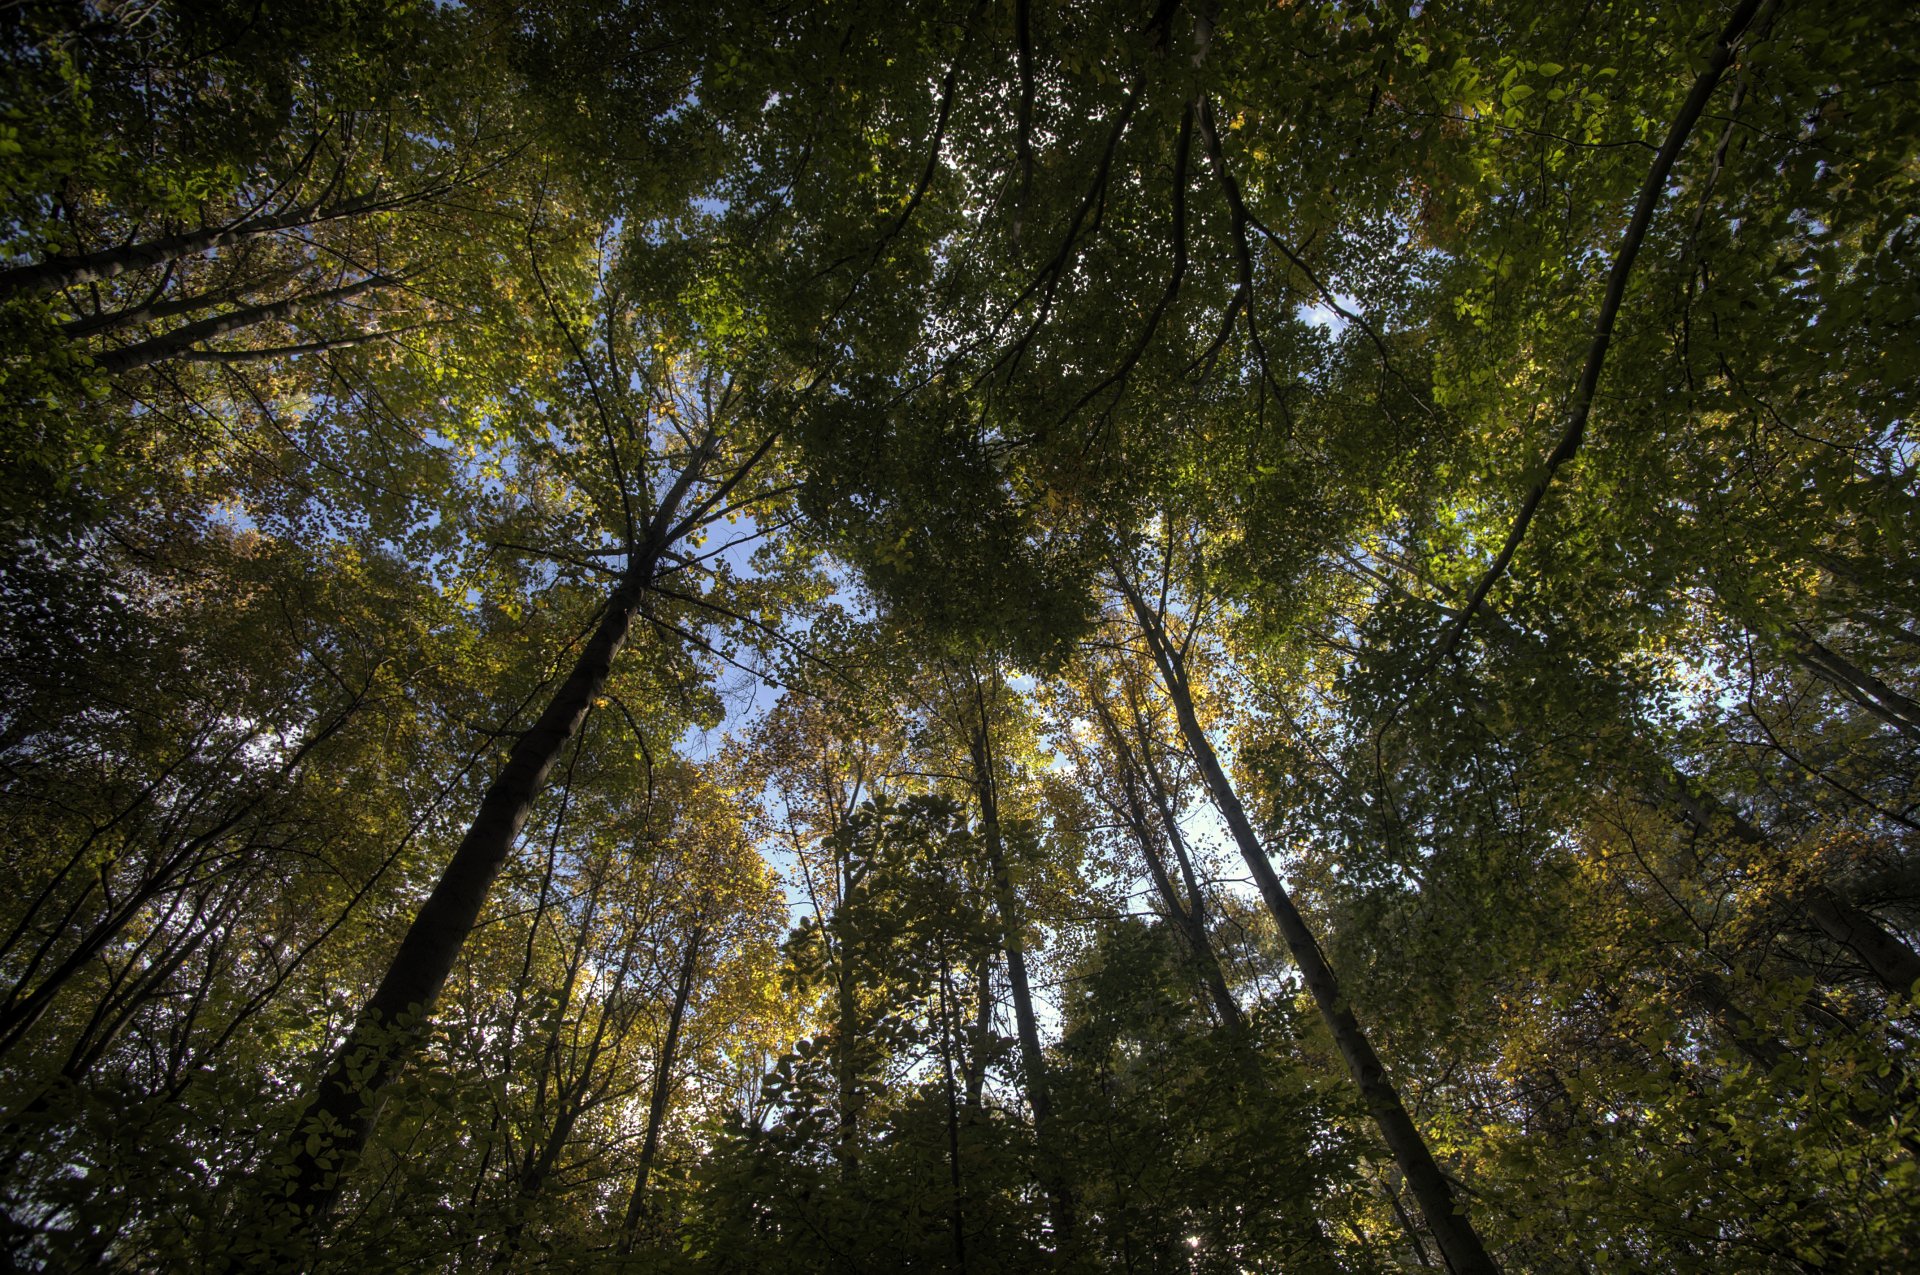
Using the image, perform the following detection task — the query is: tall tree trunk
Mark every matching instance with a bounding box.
[938,953,970,1274]
[1792,632,1920,745]
[966,683,1078,1259]
[1089,694,1243,1031]
[1118,577,1498,1275]
[964,953,994,1110]
[619,926,703,1255]
[1803,889,1920,998]
[833,847,864,1178]
[270,422,737,1234]
[276,569,648,1228]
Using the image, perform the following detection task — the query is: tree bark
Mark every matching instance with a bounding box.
[92,275,395,374]
[619,926,703,1254]
[938,953,970,1274]
[1802,888,1920,998]
[1662,780,1920,998]
[966,682,1078,1260]
[963,953,994,1110]
[1792,632,1920,745]
[1118,576,1497,1275]
[1089,693,1243,1031]
[275,568,648,1228]
[833,847,865,1178]
[0,194,390,301]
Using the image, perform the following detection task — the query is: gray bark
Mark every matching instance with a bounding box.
[1118,575,1496,1275]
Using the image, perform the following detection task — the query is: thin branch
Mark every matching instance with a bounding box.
[174,323,438,365]
[1433,0,1771,664]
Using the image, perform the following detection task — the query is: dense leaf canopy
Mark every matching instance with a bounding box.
[1,0,1916,1269]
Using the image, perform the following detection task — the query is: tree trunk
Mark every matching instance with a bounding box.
[275,569,648,1228]
[964,953,994,1110]
[1803,889,1920,998]
[1792,632,1920,744]
[1090,694,1243,1031]
[619,926,703,1255]
[966,692,1078,1260]
[938,953,970,1274]
[833,848,864,1178]
[1118,578,1497,1275]
[1662,779,1920,998]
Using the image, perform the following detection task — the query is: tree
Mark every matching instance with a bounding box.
[1110,545,1496,1274]
[4,0,1919,1269]
[264,294,801,1239]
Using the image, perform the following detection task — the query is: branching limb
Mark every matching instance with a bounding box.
[1433,0,1772,664]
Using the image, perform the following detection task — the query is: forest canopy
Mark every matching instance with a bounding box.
[1,0,1916,1269]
